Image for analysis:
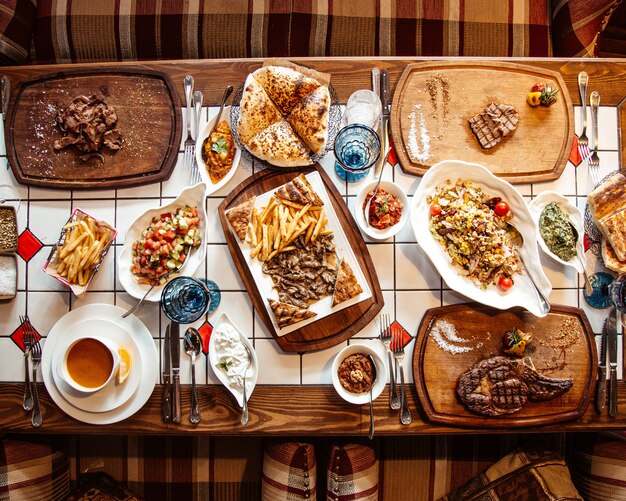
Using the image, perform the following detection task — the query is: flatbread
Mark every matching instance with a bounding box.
[268,298,317,328]
[600,208,626,262]
[587,172,626,222]
[601,238,626,273]
[275,173,324,206]
[237,74,282,144]
[332,259,363,307]
[287,85,330,154]
[246,120,312,168]
[253,66,321,116]
[225,196,255,242]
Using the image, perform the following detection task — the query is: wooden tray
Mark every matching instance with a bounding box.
[413,304,597,428]
[5,68,182,189]
[218,165,383,352]
[390,61,574,184]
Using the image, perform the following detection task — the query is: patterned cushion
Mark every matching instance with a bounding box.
[0,438,70,501]
[569,432,626,501]
[0,0,36,65]
[327,443,379,501]
[552,0,623,56]
[31,0,552,64]
[262,441,317,501]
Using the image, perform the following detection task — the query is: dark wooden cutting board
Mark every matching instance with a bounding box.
[390,61,574,184]
[218,165,383,352]
[5,68,182,189]
[413,304,597,428]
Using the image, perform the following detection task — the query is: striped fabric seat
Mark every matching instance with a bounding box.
[262,442,317,501]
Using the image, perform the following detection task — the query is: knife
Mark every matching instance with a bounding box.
[371,68,383,176]
[162,323,172,422]
[379,69,391,169]
[170,321,182,423]
[607,307,618,417]
[595,319,608,414]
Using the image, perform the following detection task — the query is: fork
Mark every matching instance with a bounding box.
[391,323,411,425]
[588,90,601,187]
[19,316,33,411]
[378,314,400,410]
[24,319,42,427]
[577,72,590,163]
[183,75,195,182]
[192,90,203,184]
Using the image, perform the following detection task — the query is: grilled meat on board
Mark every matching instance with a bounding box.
[468,103,519,149]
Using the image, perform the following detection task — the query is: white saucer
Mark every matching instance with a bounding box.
[41,303,158,425]
[51,318,142,413]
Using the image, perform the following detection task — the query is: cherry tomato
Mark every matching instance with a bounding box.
[531,82,545,93]
[526,91,541,107]
[498,276,513,291]
[494,201,510,217]
[430,203,442,216]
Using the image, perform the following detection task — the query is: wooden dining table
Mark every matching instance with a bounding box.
[0,57,624,435]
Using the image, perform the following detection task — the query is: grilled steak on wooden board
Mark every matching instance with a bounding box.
[456,356,573,417]
[468,103,519,149]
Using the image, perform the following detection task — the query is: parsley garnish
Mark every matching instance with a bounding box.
[211,136,229,156]
[216,360,233,372]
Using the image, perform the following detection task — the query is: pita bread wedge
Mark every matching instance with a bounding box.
[275,173,324,206]
[601,238,626,273]
[225,196,255,242]
[253,66,321,116]
[237,74,282,144]
[600,208,626,261]
[332,259,363,307]
[287,85,330,154]
[246,120,312,167]
[587,172,626,222]
[268,298,317,328]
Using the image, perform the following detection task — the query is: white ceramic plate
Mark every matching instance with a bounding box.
[41,303,158,425]
[195,106,241,196]
[331,343,386,405]
[50,318,142,413]
[410,160,552,317]
[528,191,586,273]
[118,183,208,302]
[354,180,410,240]
[208,313,258,408]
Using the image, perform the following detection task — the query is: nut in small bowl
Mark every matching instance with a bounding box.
[354,180,409,241]
[331,343,386,405]
[43,208,117,296]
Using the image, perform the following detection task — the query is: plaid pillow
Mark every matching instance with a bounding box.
[0,0,36,65]
[327,443,379,501]
[262,441,317,501]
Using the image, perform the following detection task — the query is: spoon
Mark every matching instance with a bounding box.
[184,327,203,424]
[569,224,593,296]
[363,149,389,227]
[121,267,180,318]
[367,355,376,440]
[240,342,253,426]
[209,85,233,139]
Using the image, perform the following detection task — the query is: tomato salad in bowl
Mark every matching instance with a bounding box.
[354,180,410,241]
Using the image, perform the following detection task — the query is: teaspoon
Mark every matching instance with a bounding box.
[184,327,203,424]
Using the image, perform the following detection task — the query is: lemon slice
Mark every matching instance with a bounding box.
[117,347,132,384]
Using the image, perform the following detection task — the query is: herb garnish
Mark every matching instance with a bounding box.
[211,136,229,156]
[216,360,233,372]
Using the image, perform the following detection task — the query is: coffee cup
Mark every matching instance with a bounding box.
[57,336,120,393]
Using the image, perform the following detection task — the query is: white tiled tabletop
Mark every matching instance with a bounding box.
[0,104,623,392]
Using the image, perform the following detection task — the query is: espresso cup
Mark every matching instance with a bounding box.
[57,336,120,393]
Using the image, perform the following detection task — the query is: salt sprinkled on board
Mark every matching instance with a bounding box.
[407,104,430,163]
[429,318,482,354]
[0,255,17,299]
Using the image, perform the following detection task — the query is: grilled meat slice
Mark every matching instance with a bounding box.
[468,103,519,150]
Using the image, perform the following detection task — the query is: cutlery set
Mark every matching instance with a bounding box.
[183,75,203,184]
[577,72,601,188]
[163,321,184,423]
[595,308,621,417]
[21,315,42,427]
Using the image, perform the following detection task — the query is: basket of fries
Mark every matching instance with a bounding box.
[43,208,117,295]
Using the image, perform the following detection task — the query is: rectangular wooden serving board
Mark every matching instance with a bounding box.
[413,304,597,428]
[4,68,182,189]
[218,165,383,353]
[390,61,574,184]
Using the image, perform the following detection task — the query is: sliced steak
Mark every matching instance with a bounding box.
[468,103,519,149]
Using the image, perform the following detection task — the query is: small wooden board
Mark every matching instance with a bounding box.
[219,165,383,352]
[413,304,597,428]
[5,68,182,189]
[390,61,574,184]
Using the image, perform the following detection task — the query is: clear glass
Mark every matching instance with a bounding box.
[341,90,382,129]
[0,184,20,213]
[161,277,210,324]
[333,124,381,183]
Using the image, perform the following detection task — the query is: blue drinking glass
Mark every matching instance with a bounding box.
[161,276,210,324]
[333,124,381,183]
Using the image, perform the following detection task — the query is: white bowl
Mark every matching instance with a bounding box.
[528,191,586,273]
[331,343,386,405]
[195,106,241,196]
[118,183,208,302]
[354,180,410,240]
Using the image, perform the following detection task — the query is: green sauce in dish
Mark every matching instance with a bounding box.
[539,202,577,262]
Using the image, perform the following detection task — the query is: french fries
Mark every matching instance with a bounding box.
[53,213,113,286]
[244,193,332,262]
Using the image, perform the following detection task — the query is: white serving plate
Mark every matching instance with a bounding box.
[118,183,207,302]
[209,313,258,408]
[354,180,410,241]
[331,343,387,405]
[195,106,241,196]
[528,191,586,273]
[411,160,552,317]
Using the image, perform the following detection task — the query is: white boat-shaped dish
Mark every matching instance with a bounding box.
[411,160,552,317]
[528,191,586,273]
[209,313,258,408]
[118,183,208,302]
[195,106,241,196]
[354,180,410,241]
